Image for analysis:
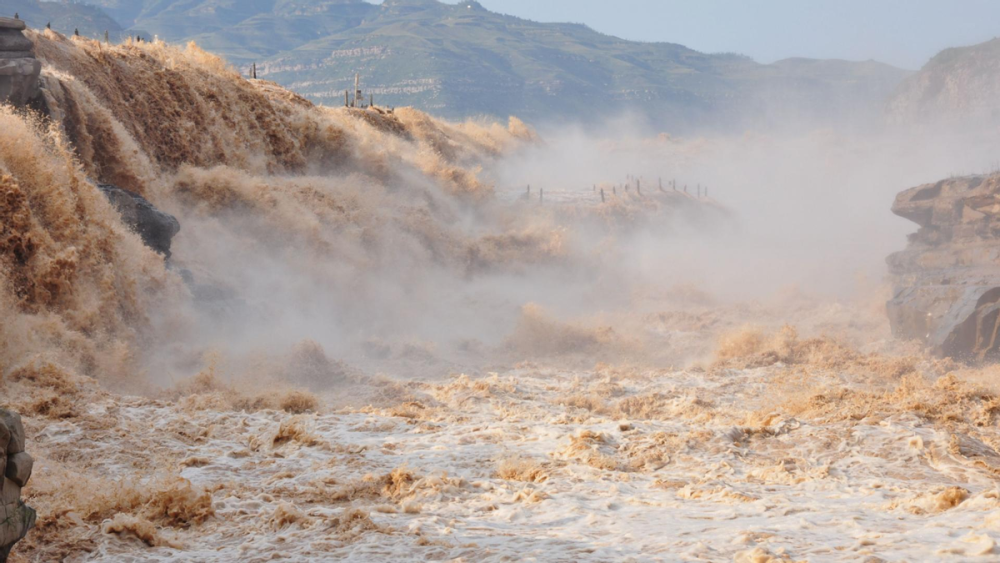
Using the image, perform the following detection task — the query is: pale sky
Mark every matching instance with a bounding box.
[425,0,1000,70]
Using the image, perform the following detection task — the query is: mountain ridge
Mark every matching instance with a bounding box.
[12,0,912,130]
[4,0,122,38]
[886,36,1000,125]
[252,0,909,129]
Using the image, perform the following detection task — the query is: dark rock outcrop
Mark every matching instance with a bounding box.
[97,184,181,259]
[0,409,35,562]
[0,17,41,107]
[887,175,1000,360]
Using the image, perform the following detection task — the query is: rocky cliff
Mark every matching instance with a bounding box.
[0,16,40,106]
[886,38,1000,125]
[0,409,34,562]
[887,174,1000,360]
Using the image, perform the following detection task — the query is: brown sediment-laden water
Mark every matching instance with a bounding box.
[4,29,1000,562]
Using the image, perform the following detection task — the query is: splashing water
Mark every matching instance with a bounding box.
[4,30,1000,563]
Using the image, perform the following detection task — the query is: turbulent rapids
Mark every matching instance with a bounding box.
[4,28,1000,563]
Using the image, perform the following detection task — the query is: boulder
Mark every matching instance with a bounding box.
[0,17,23,31]
[0,32,31,52]
[0,421,8,456]
[0,409,34,562]
[0,411,23,455]
[887,175,1000,360]
[4,454,31,488]
[0,478,16,506]
[97,184,181,259]
[0,497,34,562]
[0,18,41,107]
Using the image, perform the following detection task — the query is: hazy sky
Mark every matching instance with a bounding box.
[432,0,1000,70]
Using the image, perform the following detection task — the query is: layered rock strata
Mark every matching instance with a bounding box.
[0,409,34,562]
[888,175,1000,360]
[0,17,40,106]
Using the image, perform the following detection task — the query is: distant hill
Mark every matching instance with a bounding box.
[79,0,372,59]
[887,37,1000,125]
[70,0,910,130]
[2,0,122,38]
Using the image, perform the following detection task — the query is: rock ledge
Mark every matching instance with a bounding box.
[0,17,41,107]
[887,175,1000,360]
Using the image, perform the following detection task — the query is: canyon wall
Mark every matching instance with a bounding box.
[887,175,1000,360]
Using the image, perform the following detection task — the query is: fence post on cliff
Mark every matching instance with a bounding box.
[637,179,641,196]
[539,188,544,204]
[104,30,109,43]
[600,188,605,203]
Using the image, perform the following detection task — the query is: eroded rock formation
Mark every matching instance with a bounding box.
[887,175,1000,360]
[0,409,35,562]
[886,38,1000,126]
[0,17,41,106]
[97,184,181,259]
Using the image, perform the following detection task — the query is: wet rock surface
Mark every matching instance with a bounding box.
[887,174,1000,360]
[0,17,41,107]
[0,409,34,562]
[97,183,181,259]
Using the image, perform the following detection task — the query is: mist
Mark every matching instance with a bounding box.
[8,10,1000,562]
[6,30,996,397]
[146,117,1000,392]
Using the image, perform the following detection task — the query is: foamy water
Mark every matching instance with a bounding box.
[4,28,1000,563]
[17,353,1000,562]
